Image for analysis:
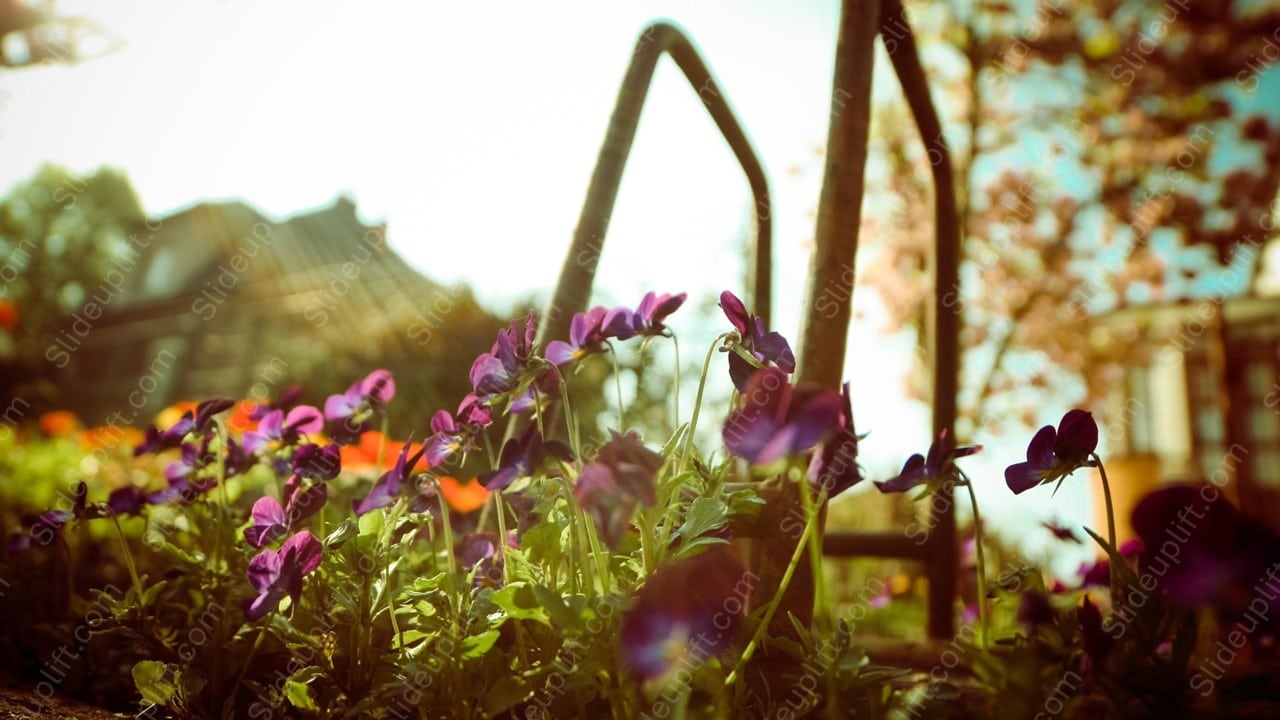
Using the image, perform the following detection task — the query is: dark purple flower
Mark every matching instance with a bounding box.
[324,370,395,444]
[243,406,324,454]
[354,440,426,516]
[1005,410,1099,494]
[107,487,148,516]
[424,394,492,467]
[545,306,632,366]
[722,367,841,466]
[250,385,305,421]
[245,482,328,548]
[630,291,686,337]
[456,531,517,589]
[718,291,796,392]
[12,482,89,551]
[574,432,662,548]
[243,530,324,621]
[133,398,234,456]
[471,315,537,398]
[1078,559,1111,589]
[875,429,982,494]
[479,426,572,491]
[807,382,863,498]
[1017,591,1055,632]
[1043,520,1081,543]
[291,443,341,480]
[621,546,748,681]
[1131,485,1280,623]
[1078,595,1113,672]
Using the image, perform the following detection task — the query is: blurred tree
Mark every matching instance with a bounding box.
[0,0,120,68]
[860,0,1280,437]
[0,164,145,403]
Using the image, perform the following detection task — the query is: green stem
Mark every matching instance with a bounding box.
[725,497,817,690]
[111,514,144,606]
[959,474,989,650]
[1092,453,1119,597]
[607,342,625,430]
[799,472,830,631]
[678,334,731,475]
[670,333,682,429]
[228,625,267,707]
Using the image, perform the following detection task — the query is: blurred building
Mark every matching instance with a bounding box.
[56,197,495,428]
[1092,238,1280,536]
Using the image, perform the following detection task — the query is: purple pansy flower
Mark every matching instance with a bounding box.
[1017,591,1055,632]
[875,429,982,494]
[134,398,235,456]
[1078,595,1113,673]
[721,367,841,466]
[456,531,517,589]
[1131,485,1280,624]
[324,370,395,444]
[423,394,493,467]
[1005,410,1099,494]
[291,443,342,480]
[479,426,572,491]
[574,432,662,548]
[353,440,426,516]
[545,306,630,366]
[107,487,148,516]
[1042,520,1081,543]
[471,315,537,399]
[8,483,88,552]
[718,291,796,392]
[244,483,328,548]
[243,530,324,621]
[250,385,305,421]
[243,406,324,454]
[807,382,863,499]
[620,546,748,681]
[630,291,686,337]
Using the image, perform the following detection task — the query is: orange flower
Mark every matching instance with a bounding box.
[0,299,18,330]
[340,431,422,473]
[226,400,258,434]
[438,476,490,514]
[38,410,80,437]
[79,425,145,452]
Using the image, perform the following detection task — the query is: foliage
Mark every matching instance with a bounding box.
[3,296,1278,719]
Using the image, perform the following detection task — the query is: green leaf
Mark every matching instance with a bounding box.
[325,517,358,549]
[358,509,384,538]
[461,628,501,660]
[482,675,533,716]
[531,584,581,630]
[676,497,728,542]
[132,660,176,707]
[491,583,551,625]
[672,535,730,560]
[284,677,318,712]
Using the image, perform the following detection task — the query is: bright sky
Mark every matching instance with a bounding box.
[0,0,1101,572]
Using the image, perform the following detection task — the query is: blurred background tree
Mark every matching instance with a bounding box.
[860,0,1280,438]
[0,164,145,403]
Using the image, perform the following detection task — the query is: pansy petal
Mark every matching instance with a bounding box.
[875,455,927,493]
[282,530,324,577]
[545,340,579,367]
[1055,409,1098,459]
[718,291,751,335]
[284,406,324,435]
[358,369,396,404]
[246,548,283,594]
[1025,424,1057,466]
[1004,462,1043,494]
